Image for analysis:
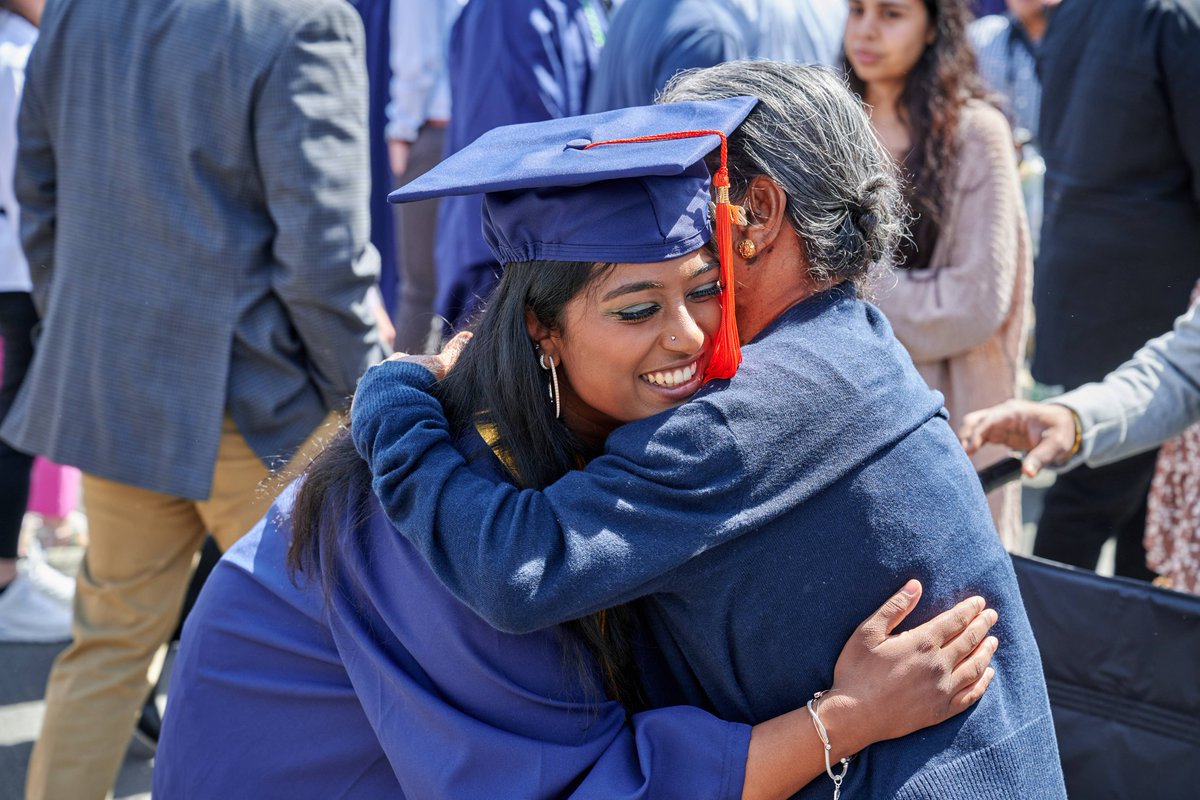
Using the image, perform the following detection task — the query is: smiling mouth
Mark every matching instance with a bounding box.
[640,360,699,388]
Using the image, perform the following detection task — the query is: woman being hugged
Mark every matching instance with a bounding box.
[845,0,1031,546]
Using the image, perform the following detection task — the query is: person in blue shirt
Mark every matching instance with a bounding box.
[586,0,847,113]
[154,96,1001,799]
[353,63,1067,797]
[434,0,608,335]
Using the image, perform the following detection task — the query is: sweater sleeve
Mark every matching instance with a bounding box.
[1054,299,1200,468]
[351,360,750,634]
[875,105,1024,363]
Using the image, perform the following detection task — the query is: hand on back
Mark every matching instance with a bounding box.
[819,580,999,756]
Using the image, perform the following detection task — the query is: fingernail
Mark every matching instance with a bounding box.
[987,636,999,651]
[901,579,919,597]
[973,596,985,611]
[987,609,999,625]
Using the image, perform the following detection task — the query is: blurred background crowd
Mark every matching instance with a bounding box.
[0,0,1196,797]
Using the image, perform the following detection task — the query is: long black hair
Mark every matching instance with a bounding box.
[846,0,986,270]
[288,260,649,714]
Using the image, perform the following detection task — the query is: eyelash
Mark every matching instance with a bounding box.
[610,281,722,322]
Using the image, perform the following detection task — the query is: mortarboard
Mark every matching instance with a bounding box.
[388,95,758,382]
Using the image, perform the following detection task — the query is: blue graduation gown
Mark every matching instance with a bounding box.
[352,286,1069,798]
[434,0,607,331]
[153,449,749,798]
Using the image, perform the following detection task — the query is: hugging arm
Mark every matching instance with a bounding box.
[330,524,998,800]
[351,360,750,633]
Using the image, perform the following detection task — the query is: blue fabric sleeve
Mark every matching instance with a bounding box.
[324,498,750,798]
[351,360,749,633]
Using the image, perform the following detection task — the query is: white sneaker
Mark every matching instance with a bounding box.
[0,553,74,643]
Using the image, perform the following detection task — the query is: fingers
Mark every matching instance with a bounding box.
[943,607,999,664]
[950,664,996,714]
[949,635,999,705]
[859,580,922,642]
[1022,437,1064,477]
[958,409,990,455]
[1021,405,1077,475]
[918,595,986,646]
[433,331,473,376]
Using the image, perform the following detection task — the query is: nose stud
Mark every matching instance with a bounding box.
[670,335,677,342]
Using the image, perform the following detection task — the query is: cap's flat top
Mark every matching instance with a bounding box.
[389,96,758,203]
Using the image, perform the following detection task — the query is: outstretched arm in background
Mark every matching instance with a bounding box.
[961,299,1200,475]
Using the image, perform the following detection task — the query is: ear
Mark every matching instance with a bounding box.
[737,175,788,253]
[524,307,558,359]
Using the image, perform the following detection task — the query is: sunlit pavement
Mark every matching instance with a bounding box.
[0,544,161,800]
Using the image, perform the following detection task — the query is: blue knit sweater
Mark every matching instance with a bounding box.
[353,286,1067,798]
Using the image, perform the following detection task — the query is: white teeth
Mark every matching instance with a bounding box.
[642,362,697,388]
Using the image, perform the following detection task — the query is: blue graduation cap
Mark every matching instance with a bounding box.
[388,95,759,381]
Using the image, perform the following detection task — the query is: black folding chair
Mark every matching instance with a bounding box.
[980,458,1200,797]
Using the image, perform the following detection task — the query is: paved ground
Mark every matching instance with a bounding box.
[0,544,164,800]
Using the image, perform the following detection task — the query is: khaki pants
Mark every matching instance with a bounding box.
[25,413,339,800]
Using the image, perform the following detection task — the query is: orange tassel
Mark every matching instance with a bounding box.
[583,130,743,384]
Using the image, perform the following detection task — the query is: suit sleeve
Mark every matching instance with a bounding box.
[255,4,384,409]
[351,361,750,633]
[873,107,1025,362]
[1056,299,1200,468]
[14,41,55,316]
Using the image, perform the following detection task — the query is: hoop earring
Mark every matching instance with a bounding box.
[539,351,561,419]
[736,238,757,259]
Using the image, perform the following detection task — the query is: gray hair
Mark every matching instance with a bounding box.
[659,61,905,287]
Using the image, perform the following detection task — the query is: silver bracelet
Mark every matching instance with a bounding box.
[807,690,850,800]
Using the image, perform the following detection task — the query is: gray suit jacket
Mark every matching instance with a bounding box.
[0,0,384,499]
[1058,300,1200,470]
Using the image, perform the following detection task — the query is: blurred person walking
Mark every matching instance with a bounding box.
[0,0,72,644]
[0,0,385,796]
[845,0,1030,547]
[967,0,1045,145]
[586,0,848,113]
[387,0,465,353]
[1027,0,1200,580]
[433,0,608,334]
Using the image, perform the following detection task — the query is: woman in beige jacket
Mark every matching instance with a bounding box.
[844,0,1031,547]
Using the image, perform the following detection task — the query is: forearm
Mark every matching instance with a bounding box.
[351,360,750,631]
[744,699,863,800]
[1058,307,1200,466]
[352,361,612,631]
